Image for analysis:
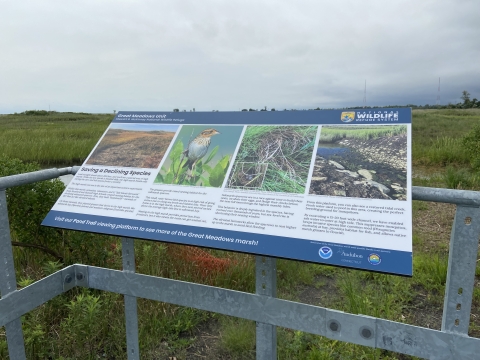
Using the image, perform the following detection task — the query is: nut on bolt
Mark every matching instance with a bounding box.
[76,272,84,281]
[64,274,73,284]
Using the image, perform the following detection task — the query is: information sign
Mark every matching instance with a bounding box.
[42,109,413,275]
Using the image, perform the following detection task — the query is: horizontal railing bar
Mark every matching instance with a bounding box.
[83,265,480,359]
[412,186,480,206]
[0,266,74,326]
[0,166,80,190]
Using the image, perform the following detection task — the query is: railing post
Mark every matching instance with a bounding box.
[255,256,277,359]
[441,205,480,334]
[122,237,140,360]
[0,189,27,360]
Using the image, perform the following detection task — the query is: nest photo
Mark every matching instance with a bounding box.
[227,126,317,193]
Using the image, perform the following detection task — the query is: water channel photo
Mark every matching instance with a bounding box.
[309,125,408,200]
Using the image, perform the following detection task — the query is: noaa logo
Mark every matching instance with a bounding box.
[319,246,333,259]
[368,253,381,265]
[340,112,355,123]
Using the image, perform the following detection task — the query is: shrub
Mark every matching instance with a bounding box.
[0,155,116,266]
[462,124,480,170]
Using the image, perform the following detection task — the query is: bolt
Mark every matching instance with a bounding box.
[76,273,84,281]
[361,327,373,339]
[64,274,73,284]
[329,320,340,332]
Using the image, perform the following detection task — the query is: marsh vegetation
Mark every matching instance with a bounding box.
[1,109,480,359]
[227,126,317,193]
[86,128,176,168]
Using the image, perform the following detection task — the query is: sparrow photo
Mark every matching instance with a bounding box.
[155,125,244,187]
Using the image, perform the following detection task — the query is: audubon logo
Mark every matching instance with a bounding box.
[338,251,363,259]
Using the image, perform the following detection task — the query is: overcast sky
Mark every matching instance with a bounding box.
[1,0,479,113]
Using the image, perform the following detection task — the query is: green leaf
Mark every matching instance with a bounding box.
[218,155,230,171]
[169,140,184,161]
[155,173,164,183]
[164,172,174,184]
[203,164,213,174]
[200,176,210,187]
[209,157,229,187]
[204,145,219,164]
[194,162,203,176]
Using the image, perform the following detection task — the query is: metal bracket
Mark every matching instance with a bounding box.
[62,264,88,291]
[74,264,89,288]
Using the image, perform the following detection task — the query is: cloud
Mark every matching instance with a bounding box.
[0,0,479,112]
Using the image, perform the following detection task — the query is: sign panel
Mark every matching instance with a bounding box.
[42,109,413,275]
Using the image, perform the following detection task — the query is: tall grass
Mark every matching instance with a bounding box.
[2,109,480,358]
[319,125,406,143]
[412,108,480,166]
[0,112,112,166]
[412,136,470,166]
[230,125,317,193]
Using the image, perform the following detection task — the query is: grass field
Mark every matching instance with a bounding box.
[0,112,113,166]
[0,109,480,359]
[319,125,406,143]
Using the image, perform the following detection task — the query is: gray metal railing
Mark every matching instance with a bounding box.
[1,168,480,359]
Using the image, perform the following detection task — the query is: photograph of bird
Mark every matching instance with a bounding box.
[183,128,220,170]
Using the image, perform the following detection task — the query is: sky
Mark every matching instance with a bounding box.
[1,0,479,113]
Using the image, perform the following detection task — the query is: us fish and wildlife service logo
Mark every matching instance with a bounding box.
[368,253,381,265]
[340,112,355,123]
[319,246,333,259]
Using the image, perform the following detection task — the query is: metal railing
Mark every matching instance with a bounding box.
[1,167,479,359]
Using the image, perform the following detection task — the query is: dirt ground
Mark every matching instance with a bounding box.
[310,134,407,200]
[86,129,175,168]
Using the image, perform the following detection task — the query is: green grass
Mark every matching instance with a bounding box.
[319,125,406,143]
[412,108,480,167]
[229,125,317,193]
[0,112,112,166]
[1,109,480,359]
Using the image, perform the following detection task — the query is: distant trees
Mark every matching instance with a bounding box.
[461,91,471,103]
[460,90,478,108]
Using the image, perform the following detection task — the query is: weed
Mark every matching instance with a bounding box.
[462,124,480,170]
[218,317,255,357]
[319,125,406,143]
[413,253,448,292]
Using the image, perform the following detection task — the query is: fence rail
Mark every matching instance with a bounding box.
[1,168,479,359]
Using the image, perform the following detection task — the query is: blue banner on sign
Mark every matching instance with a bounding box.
[42,210,412,275]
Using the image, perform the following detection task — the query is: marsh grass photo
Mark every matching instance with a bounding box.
[309,125,408,200]
[227,125,317,193]
[86,124,179,168]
